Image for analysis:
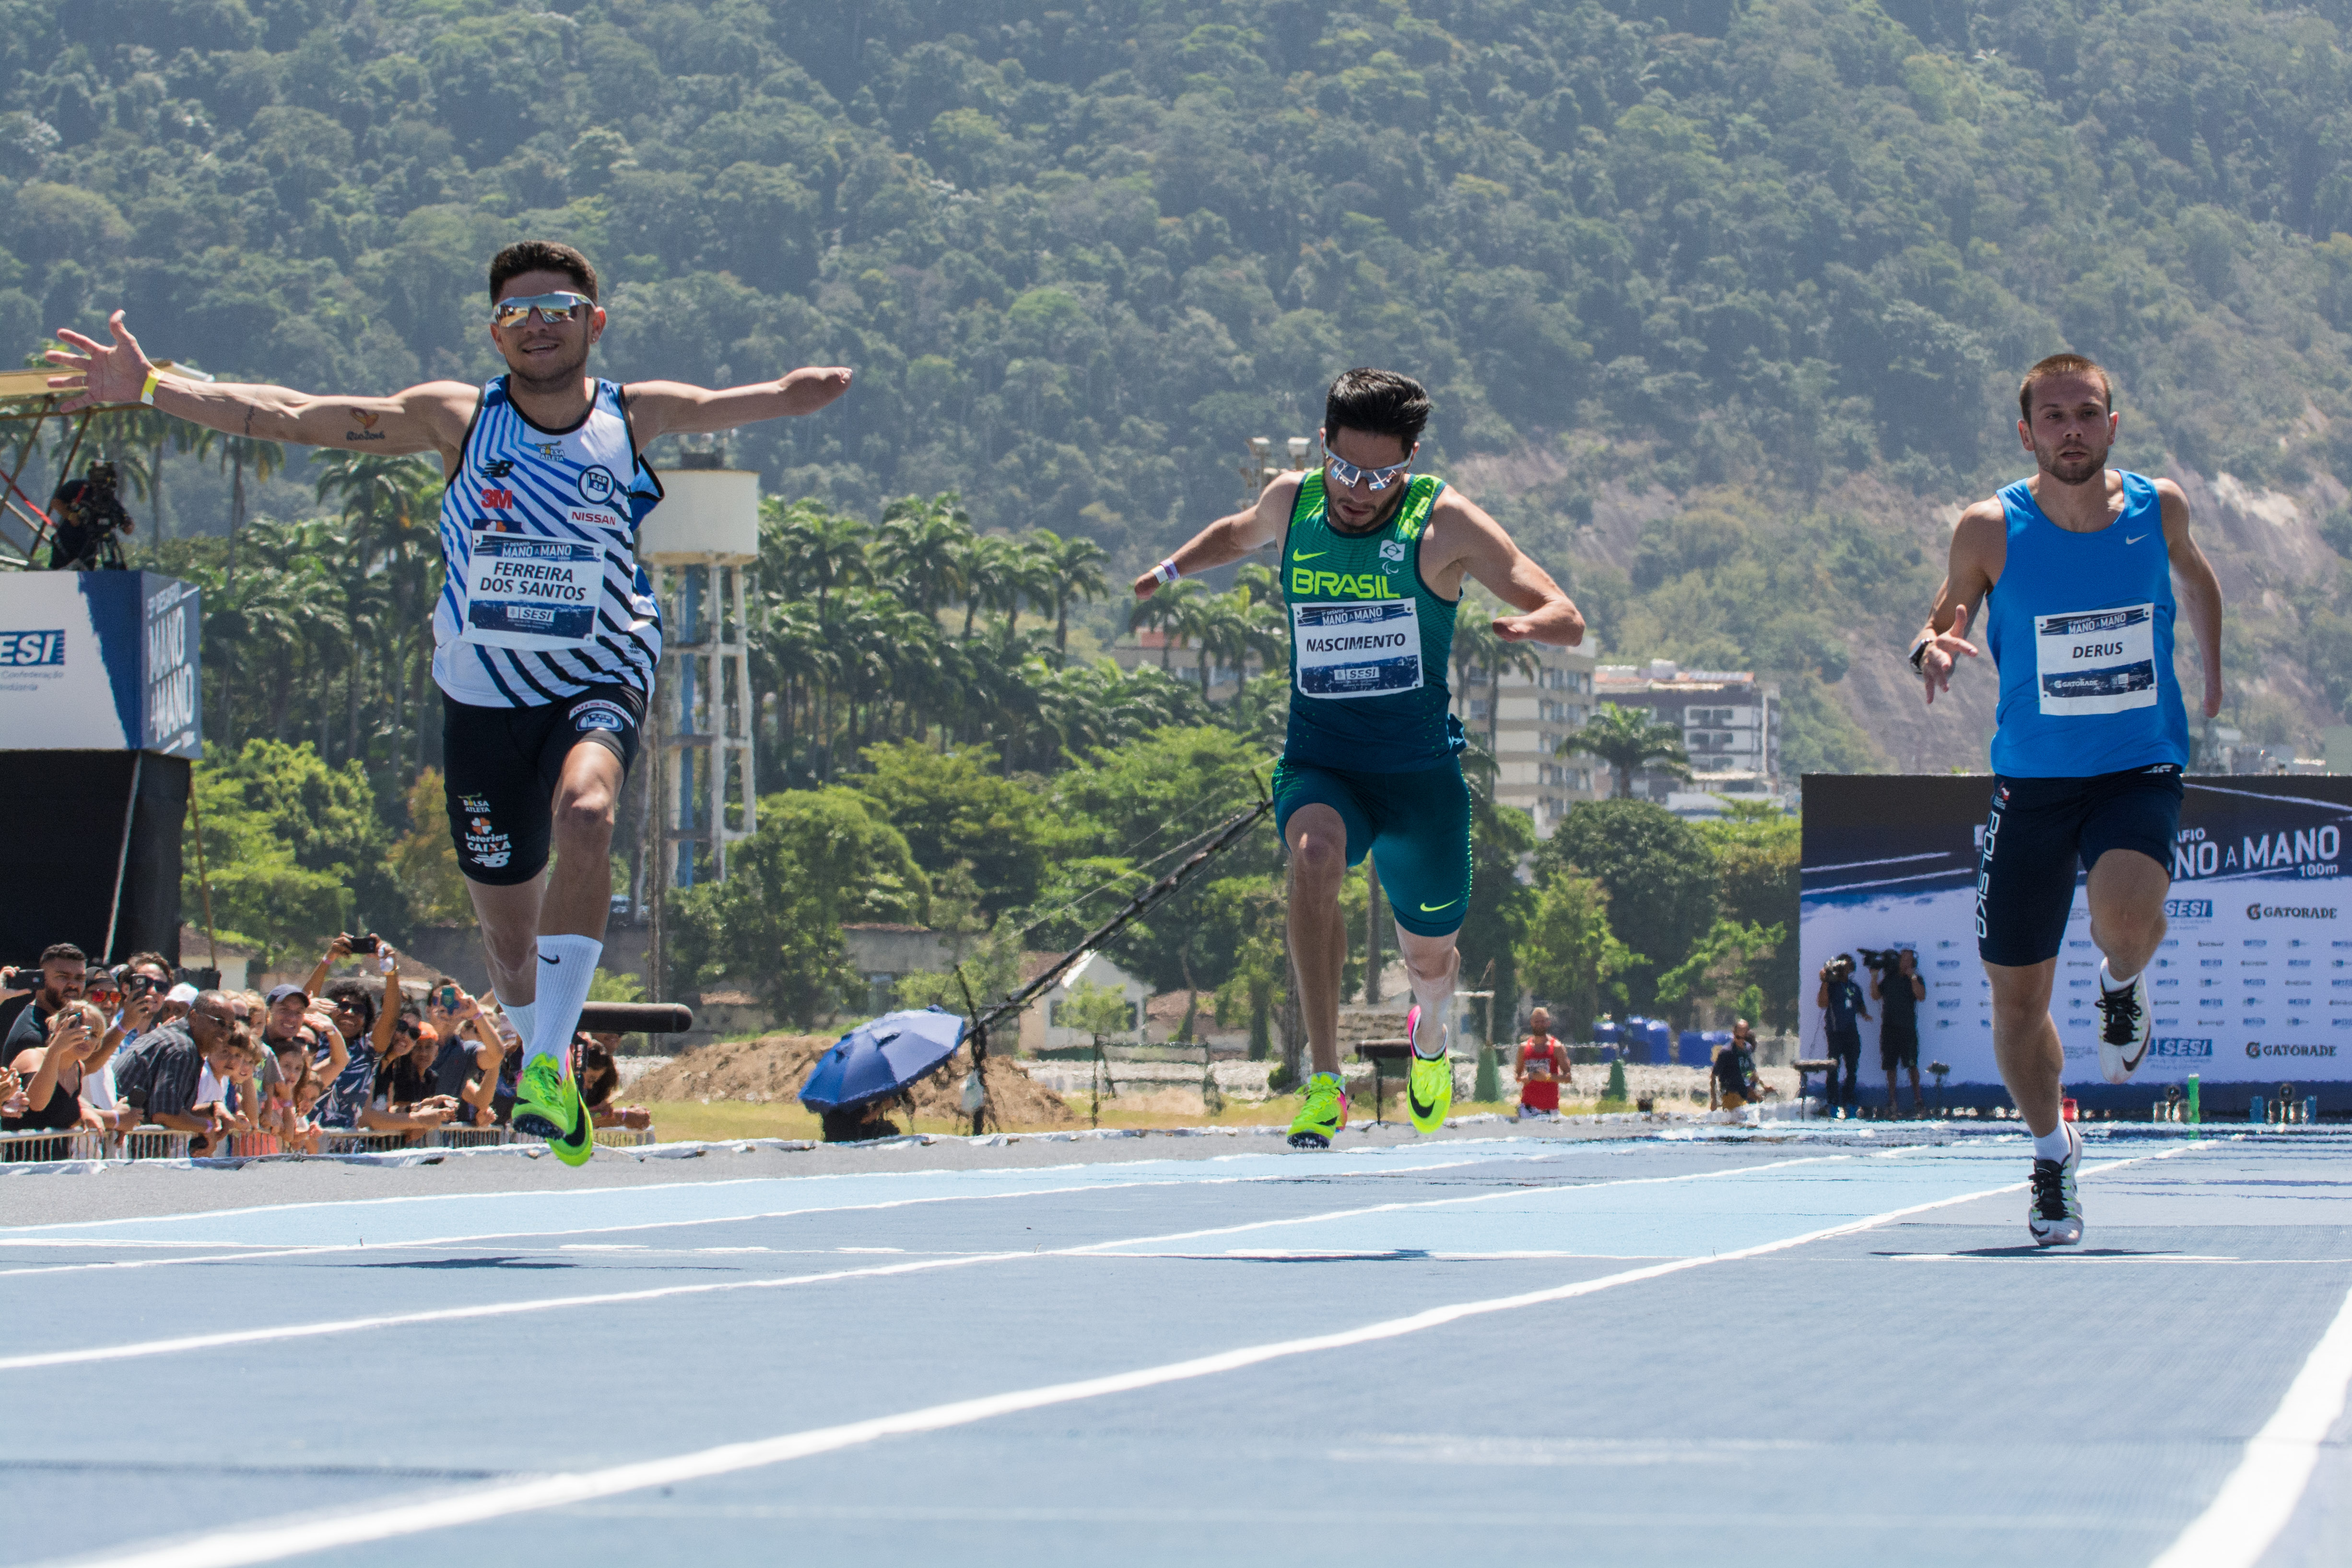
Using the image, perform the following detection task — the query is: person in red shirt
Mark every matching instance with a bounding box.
[1515,1007,1571,1119]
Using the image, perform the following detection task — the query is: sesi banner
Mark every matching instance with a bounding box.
[0,571,201,758]
[1800,774,2352,1098]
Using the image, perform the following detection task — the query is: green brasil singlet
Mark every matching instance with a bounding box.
[1280,470,1463,772]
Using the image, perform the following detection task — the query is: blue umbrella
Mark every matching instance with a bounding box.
[798,1007,970,1112]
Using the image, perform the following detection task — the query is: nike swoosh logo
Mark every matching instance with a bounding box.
[1292,551,1328,561]
[1420,901,1458,913]
[2125,533,2148,544]
[539,953,559,965]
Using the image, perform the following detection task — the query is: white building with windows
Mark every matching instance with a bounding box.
[1593,659,1783,816]
[1456,640,1603,837]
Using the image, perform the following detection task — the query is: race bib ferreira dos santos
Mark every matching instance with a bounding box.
[466,529,606,649]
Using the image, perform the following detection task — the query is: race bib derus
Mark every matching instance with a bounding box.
[2035,602,2157,716]
[1294,599,1423,699]
[463,530,604,651]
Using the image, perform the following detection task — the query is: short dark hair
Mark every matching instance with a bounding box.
[2018,353,2112,422]
[1324,368,1431,451]
[39,942,84,965]
[322,977,376,1029]
[124,950,171,977]
[488,241,599,305]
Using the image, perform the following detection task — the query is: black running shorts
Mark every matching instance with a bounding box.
[1975,765,2182,968]
[1879,1023,1919,1071]
[441,686,644,886]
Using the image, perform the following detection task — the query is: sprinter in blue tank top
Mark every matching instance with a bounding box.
[1910,353,2224,1246]
[1133,370,1587,1147]
[49,241,853,1167]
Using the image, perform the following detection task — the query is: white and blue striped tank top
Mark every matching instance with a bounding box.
[431,376,665,709]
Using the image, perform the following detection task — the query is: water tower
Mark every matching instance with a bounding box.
[638,457,759,891]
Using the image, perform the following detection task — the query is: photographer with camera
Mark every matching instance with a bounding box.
[1815,954,1869,1113]
[1871,948,1928,1117]
[45,459,134,570]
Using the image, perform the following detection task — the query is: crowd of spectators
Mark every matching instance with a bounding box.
[0,934,647,1161]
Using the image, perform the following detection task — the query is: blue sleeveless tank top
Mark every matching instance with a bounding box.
[1983,471,2189,778]
[432,376,665,709]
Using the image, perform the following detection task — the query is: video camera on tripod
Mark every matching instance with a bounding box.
[1852,947,1906,979]
[45,460,136,570]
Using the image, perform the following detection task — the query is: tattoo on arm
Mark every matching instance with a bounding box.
[344,409,386,442]
[242,404,255,439]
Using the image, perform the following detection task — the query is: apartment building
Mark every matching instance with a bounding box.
[1457,640,1604,837]
[1593,658,1782,814]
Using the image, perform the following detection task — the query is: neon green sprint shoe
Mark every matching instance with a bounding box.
[1287,1072,1349,1149]
[1404,1002,1453,1133]
[513,1054,593,1167]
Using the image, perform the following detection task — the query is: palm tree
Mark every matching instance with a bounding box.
[873,493,973,613]
[1129,576,1206,672]
[766,500,870,616]
[1034,529,1109,659]
[952,532,1010,641]
[1561,702,1692,800]
[1449,595,1543,754]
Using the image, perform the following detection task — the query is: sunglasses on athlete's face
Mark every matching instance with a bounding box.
[1321,444,1411,493]
[490,292,594,330]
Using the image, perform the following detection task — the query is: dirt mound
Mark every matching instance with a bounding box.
[629,1033,1077,1130]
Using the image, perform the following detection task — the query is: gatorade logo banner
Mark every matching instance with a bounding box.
[462,530,603,650]
[1293,599,1422,699]
[1800,774,2352,1101]
[2035,602,2157,715]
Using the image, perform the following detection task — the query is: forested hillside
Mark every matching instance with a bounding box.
[10,0,2352,768]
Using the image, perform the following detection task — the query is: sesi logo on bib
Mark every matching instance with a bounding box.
[2034,602,2156,715]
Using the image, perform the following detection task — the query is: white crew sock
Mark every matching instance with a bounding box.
[2098,958,2138,992]
[527,934,602,1071]
[2033,1123,2073,1162]
[500,1000,538,1052]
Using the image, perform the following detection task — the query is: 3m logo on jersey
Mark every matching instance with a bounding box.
[481,488,514,510]
[0,630,65,666]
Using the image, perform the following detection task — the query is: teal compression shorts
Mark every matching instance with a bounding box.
[1272,757,1472,937]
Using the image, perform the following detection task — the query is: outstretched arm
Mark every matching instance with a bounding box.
[623,369,853,443]
[1914,501,2004,706]
[1131,475,1298,601]
[47,311,474,461]
[2158,481,2224,719]
[1435,495,1585,647]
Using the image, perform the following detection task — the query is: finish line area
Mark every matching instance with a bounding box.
[3,1125,2348,1567]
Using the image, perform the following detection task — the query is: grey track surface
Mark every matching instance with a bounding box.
[1,1123,2347,1568]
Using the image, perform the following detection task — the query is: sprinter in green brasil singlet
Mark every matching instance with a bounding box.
[1134,369,1587,1146]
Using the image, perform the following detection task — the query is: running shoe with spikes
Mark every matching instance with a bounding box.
[2027,1120,2083,1247]
[2095,967,2152,1085]
[512,1054,593,1167]
[1404,1002,1453,1134]
[1287,1071,1349,1149]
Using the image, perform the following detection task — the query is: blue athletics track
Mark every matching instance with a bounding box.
[2,1120,2348,1567]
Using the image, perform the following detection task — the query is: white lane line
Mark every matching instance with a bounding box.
[48,1156,2154,1568]
[0,1153,1843,1374]
[2145,1275,2352,1568]
[0,1149,1573,1276]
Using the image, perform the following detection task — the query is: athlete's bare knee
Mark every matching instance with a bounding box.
[1290,833,1345,894]
[552,790,615,845]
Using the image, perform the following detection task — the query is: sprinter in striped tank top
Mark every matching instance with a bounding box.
[1912,353,2225,1246]
[50,241,852,1164]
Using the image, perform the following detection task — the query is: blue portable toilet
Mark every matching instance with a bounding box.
[1593,1020,1622,1061]
[1681,1028,1730,1067]
[1642,1019,1672,1064]
[1621,1016,1648,1063]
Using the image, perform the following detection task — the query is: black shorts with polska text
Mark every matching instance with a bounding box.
[442,685,644,886]
[1975,766,2182,967]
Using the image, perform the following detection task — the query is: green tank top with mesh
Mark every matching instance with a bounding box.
[1279,470,1463,772]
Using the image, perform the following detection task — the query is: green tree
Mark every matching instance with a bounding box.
[1563,704,1692,800]
[1535,799,1718,1014]
[184,739,398,966]
[1456,747,1537,1044]
[385,767,471,927]
[1517,871,1636,1042]
[848,741,1054,919]
[1698,802,1801,1029]
[669,788,930,1026]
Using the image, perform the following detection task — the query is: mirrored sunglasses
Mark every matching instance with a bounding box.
[1322,444,1411,492]
[491,292,593,329]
